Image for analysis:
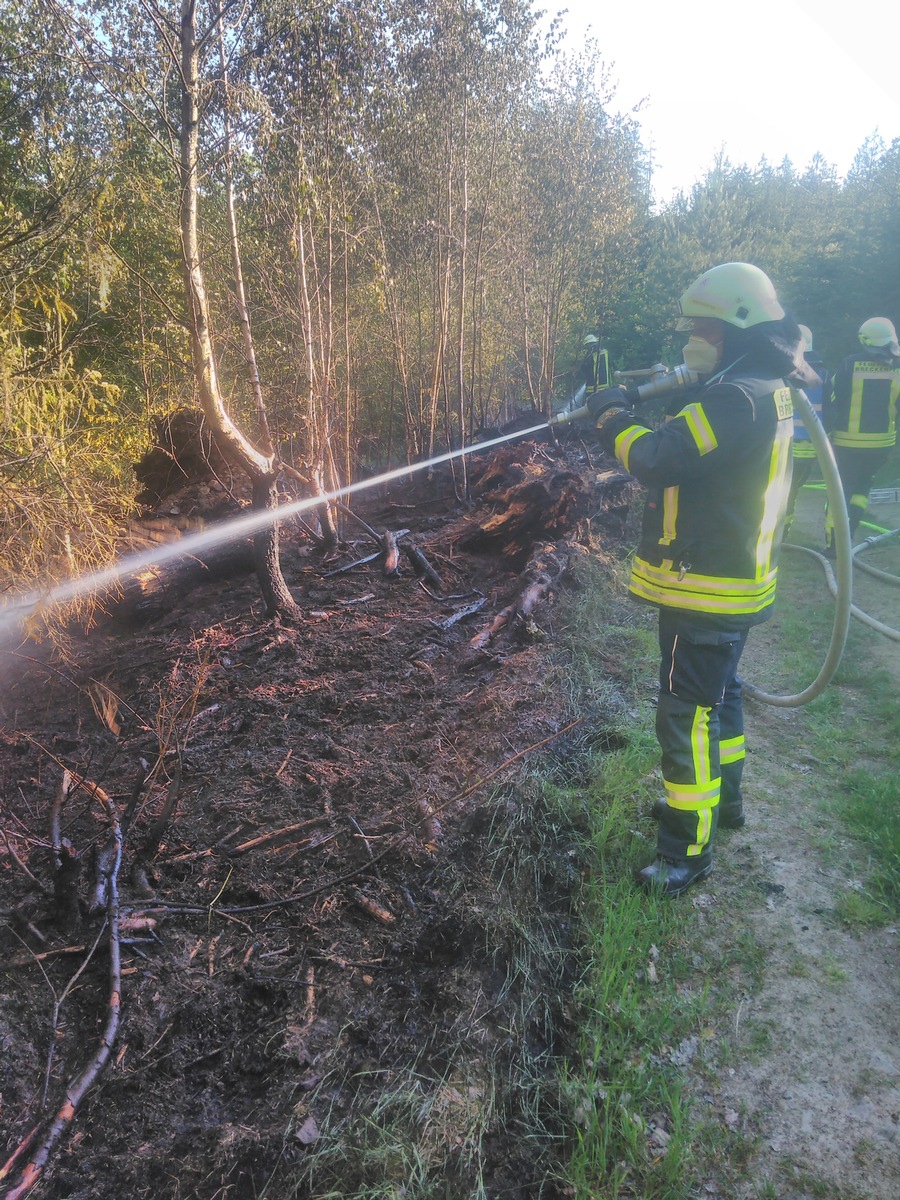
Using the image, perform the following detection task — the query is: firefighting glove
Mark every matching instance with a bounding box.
[586,386,632,422]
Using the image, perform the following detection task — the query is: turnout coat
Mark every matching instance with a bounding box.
[599,370,795,623]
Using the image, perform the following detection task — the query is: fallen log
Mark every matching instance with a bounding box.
[402,542,445,592]
[103,534,256,626]
[468,543,569,655]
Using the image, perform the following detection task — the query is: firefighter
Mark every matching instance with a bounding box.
[784,323,831,531]
[825,317,900,554]
[577,334,611,398]
[585,263,814,896]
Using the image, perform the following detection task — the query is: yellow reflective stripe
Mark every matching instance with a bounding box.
[720,735,745,764]
[832,431,897,448]
[614,424,651,471]
[630,558,778,613]
[687,807,713,856]
[850,493,869,510]
[659,486,678,545]
[629,578,777,614]
[679,403,718,455]
[633,558,777,596]
[692,705,712,786]
[663,781,721,806]
[628,585,777,614]
[756,418,792,580]
[792,443,816,459]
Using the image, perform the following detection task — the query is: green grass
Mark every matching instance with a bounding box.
[541,558,709,1198]
[756,543,900,923]
[547,543,900,1198]
[835,773,900,919]
[284,531,898,1199]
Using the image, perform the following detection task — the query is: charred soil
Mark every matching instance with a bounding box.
[0,438,635,1199]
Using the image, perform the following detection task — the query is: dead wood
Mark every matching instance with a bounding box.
[53,840,82,933]
[335,502,382,546]
[468,544,568,654]
[130,759,183,896]
[432,597,487,630]
[50,771,73,871]
[225,816,332,856]
[3,792,123,1200]
[351,890,396,925]
[120,761,151,840]
[457,466,586,561]
[133,408,235,508]
[105,536,256,626]
[381,528,410,577]
[402,542,445,592]
[323,551,381,577]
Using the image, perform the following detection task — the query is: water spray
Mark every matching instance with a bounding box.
[1,373,881,708]
[0,421,551,639]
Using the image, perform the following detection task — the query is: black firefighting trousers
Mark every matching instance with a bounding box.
[826,445,892,544]
[655,610,748,865]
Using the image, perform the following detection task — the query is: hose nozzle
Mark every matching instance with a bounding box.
[631,363,699,402]
[550,364,701,427]
[548,403,591,427]
[549,383,589,426]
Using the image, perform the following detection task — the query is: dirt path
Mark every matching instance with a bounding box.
[706,495,900,1199]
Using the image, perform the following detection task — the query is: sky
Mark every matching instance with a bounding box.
[556,0,900,205]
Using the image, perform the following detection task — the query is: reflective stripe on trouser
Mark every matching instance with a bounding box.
[656,614,748,863]
[656,692,720,860]
[826,446,890,543]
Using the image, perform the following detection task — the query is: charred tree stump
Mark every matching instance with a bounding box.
[381,529,409,577]
[455,450,589,562]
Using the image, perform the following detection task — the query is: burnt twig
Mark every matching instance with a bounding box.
[2,790,123,1200]
[49,771,73,872]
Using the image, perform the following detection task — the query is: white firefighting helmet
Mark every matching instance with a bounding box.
[583,334,599,347]
[858,317,899,356]
[677,262,785,330]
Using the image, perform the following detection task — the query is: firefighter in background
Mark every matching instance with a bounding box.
[577,334,611,398]
[585,263,815,897]
[784,323,831,531]
[825,317,900,554]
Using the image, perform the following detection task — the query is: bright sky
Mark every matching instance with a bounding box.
[557,0,900,205]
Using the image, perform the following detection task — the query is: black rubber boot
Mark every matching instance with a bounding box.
[650,798,745,830]
[636,856,712,897]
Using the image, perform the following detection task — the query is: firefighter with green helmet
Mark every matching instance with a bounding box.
[825,316,900,554]
[576,334,611,397]
[584,263,816,896]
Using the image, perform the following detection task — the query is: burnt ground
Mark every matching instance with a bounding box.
[0,439,636,1199]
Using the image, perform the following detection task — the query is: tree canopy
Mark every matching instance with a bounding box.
[2,0,898,597]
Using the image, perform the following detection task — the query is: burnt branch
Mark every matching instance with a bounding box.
[2,790,123,1200]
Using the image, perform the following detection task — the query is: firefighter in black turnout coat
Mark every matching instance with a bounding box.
[586,263,815,896]
[825,316,900,552]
